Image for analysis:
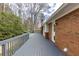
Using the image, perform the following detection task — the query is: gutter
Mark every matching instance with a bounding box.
[47,3,79,24]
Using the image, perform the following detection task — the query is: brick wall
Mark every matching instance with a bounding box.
[55,8,79,56]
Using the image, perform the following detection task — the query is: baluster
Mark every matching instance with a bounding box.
[0,45,2,56]
[2,44,8,56]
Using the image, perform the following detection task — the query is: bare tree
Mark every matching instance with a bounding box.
[26,3,50,32]
[9,3,50,32]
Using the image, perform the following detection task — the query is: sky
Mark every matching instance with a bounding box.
[43,3,63,22]
[9,3,63,26]
[9,3,63,20]
[37,3,63,28]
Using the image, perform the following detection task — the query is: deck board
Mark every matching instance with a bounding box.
[13,33,65,56]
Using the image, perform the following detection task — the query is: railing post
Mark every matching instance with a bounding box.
[2,44,5,56]
[2,43,8,56]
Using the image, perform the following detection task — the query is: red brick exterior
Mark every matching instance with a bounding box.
[55,8,79,56]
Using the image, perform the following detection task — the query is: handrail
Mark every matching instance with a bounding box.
[0,33,29,56]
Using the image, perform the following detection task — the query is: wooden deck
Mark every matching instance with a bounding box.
[13,33,65,56]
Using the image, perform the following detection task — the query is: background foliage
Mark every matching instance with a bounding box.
[0,12,26,41]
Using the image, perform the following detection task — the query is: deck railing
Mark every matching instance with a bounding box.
[0,33,29,56]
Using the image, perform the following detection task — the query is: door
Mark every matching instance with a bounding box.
[41,26,43,35]
[48,23,52,40]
